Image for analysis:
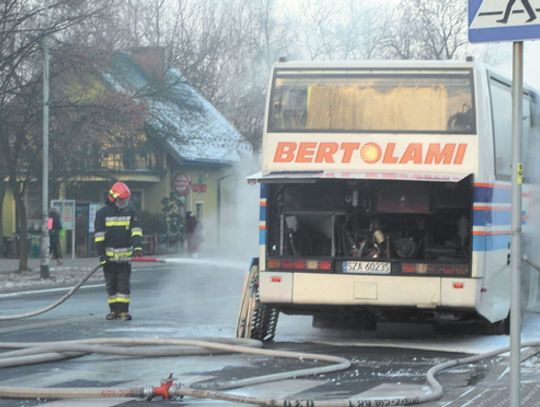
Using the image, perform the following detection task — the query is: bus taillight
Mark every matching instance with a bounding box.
[453,265,469,275]
[401,263,416,273]
[401,263,469,275]
[440,265,455,275]
[267,259,281,269]
[280,260,294,269]
[318,260,332,271]
[266,258,333,271]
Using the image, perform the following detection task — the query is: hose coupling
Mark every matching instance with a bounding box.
[149,373,177,400]
[142,386,154,400]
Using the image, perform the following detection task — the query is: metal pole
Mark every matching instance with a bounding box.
[40,0,50,279]
[509,40,524,407]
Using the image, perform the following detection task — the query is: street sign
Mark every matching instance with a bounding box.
[172,173,192,196]
[51,199,76,259]
[469,0,540,42]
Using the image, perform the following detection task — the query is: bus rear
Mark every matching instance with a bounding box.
[249,61,509,335]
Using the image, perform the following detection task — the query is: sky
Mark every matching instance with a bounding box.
[274,0,540,89]
[495,41,540,90]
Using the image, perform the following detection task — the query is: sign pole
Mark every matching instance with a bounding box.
[509,40,524,407]
[72,222,75,259]
[40,0,50,279]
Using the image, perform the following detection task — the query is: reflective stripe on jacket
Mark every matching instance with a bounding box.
[94,203,143,260]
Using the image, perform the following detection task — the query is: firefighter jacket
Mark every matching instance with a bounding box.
[94,203,143,261]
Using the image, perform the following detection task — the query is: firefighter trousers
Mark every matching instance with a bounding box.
[103,262,131,314]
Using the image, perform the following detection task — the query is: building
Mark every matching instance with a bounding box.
[1,48,253,257]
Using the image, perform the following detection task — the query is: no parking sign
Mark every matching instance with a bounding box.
[172,173,191,196]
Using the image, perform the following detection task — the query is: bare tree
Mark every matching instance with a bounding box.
[412,0,468,59]
[103,0,291,150]
[382,0,468,60]
[0,0,141,271]
[334,3,386,60]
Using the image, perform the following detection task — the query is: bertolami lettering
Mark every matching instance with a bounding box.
[273,142,467,165]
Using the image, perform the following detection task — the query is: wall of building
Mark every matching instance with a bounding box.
[145,172,170,213]
[2,188,15,236]
[0,165,241,255]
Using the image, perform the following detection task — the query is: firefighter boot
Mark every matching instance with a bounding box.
[106,303,118,320]
[117,302,132,321]
[119,312,132,321]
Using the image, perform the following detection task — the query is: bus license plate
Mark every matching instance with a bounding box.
[343,261,391,274]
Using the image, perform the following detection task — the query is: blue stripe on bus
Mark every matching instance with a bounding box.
[259,184,267,245]
[474,186,511,204]
[473,210,510,226]
[473,234,510,251]
[473,210,526,226]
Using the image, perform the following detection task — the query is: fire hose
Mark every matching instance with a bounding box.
[1,257,539,404]
[0,337,539,405]
[0,257,167,321]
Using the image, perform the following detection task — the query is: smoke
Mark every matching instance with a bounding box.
[206,154,261,264]
[151,154,261,330]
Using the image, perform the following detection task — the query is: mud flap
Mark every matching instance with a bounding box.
[235,258,279,341]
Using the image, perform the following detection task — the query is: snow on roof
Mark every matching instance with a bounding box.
[102,53,252,165]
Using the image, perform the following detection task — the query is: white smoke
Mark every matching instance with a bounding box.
[208,154,261,263]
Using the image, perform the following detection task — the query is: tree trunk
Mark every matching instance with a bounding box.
[13,189,29,272]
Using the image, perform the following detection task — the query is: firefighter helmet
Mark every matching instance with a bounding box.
[108,182,131,208]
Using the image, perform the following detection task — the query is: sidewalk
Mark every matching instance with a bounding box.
[0,257,153,294]
[0,252,246,294]
[0,257,99,274]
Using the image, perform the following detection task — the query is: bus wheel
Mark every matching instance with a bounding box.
[483,315,510,335]
[251,302,279,342]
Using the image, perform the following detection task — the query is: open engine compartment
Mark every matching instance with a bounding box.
[266,176,473,262]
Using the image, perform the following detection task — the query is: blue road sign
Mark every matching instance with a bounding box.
[469,0,540,42]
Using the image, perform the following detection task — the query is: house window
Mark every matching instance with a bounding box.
[99,133,160,171]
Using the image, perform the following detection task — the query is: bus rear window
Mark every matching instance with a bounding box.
[268,71,475,134]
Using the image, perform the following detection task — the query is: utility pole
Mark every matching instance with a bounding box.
[40,0,50,279]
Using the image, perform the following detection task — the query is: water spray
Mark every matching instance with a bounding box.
[0,257,245,321]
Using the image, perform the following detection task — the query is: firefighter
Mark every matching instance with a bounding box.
[94,181,143,321]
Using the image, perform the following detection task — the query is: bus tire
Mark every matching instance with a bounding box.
[250,302,279,342]
[483,314,510,335]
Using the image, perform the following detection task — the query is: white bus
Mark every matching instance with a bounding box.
[237,60,540,340]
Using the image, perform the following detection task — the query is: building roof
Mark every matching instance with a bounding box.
[102,52,252,165]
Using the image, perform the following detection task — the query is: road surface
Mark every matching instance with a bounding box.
[1,258,539,406]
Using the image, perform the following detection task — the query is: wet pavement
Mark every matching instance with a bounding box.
[0,259,540,406]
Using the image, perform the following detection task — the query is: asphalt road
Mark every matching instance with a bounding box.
[1,261,540,406]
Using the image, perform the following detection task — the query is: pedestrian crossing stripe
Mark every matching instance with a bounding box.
[470,0,540,29]
[469,0,540,43]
